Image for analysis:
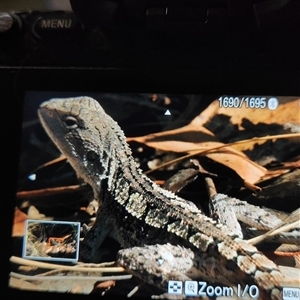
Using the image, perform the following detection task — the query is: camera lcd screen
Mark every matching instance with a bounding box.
[9,92,300,299]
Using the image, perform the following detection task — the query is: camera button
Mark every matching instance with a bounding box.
[32,13,83,40]
[0,13,14,32]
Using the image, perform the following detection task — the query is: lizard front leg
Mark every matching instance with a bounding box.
[80,200,115,262]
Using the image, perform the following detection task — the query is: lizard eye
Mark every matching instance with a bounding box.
[63,116,78,129]
[86,150,99,161]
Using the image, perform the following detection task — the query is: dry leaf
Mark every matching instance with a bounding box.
[205,149,266,185]
[27,205,52,220]
[128,134,266,184]
[195,97,300,128]
[126,98,300,183]
[12,207,28,237]
[127,121,216,144]
[95,280,116,289]
[196,97,300,152]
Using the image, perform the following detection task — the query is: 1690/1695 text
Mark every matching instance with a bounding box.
[218,96,267,109]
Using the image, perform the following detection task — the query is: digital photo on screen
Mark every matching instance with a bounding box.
[9,93,300,299]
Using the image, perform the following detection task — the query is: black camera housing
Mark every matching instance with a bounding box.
[1,1,300,300]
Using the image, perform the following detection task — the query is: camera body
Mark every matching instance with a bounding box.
[1,0,300,105]
[1,1,300,300]
[1,0,300,69]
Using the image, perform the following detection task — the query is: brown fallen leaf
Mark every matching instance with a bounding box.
[92,280,116,295]
[95,280,116,289]
[127,97,299,184]
[205,148,266,185]
[27,205,52,220]
[197,97,300,152]
[127,118,216,145]
[260,159,300,181]
[12,207,27,237]
[128,133,266,184]
[196,97,300,128]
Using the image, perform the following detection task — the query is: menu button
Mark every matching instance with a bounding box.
[32,14,83,39]
[282,287,300,300]
[40,18,72,29]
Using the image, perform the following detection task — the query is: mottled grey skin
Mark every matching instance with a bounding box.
[39,96,285,300]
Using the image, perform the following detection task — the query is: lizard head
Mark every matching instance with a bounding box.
[38,96,129,197]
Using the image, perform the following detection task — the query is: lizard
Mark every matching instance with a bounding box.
[38,96,295,300]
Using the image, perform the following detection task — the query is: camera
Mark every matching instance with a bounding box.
[1,1,300,300]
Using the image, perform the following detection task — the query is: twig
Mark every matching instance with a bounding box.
[247,208,300,245]
[10,272,132,281]
[10,256,125,273]
[76,261,116,267]
[17,184,87,199]
[127,285,140,298]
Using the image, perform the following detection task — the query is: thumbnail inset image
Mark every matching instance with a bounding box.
[23,220,80,262]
